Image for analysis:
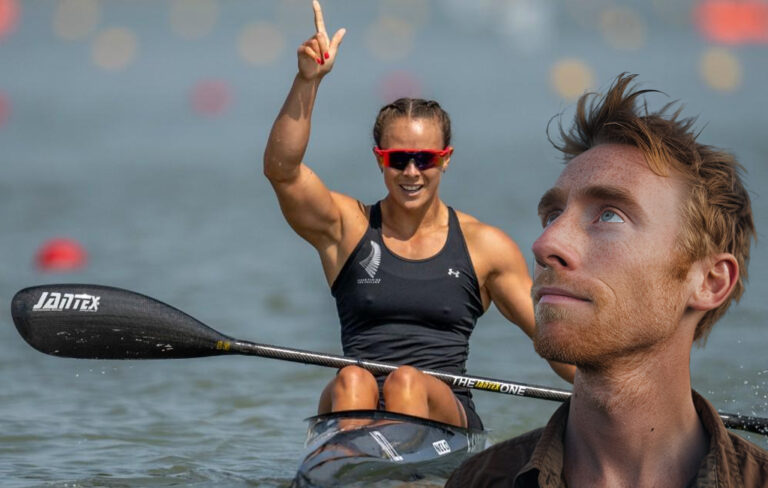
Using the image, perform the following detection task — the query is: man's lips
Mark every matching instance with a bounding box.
[534,286,590,305]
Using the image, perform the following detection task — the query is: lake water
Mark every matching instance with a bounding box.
[1,1,767,486]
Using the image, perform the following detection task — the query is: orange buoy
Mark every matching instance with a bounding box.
[36,238,87,271]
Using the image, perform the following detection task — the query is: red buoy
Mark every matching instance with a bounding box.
[35,238,87,271]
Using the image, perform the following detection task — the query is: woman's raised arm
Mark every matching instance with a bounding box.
[263,1,347,248]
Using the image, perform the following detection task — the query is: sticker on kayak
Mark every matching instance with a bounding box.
[31,291,100,312]
[432,439,451,456]
[369,431,403,462]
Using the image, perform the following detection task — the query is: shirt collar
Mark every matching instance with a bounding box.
[513,391,738,488]
[514,399,570,487]
[690,390,742,487]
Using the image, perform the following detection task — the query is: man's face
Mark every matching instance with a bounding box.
[531,144,694,368]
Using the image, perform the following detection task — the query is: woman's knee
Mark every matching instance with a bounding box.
[335,365,377,392]
[382,365,422,392]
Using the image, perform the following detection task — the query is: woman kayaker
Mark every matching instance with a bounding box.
[263,1,575,429]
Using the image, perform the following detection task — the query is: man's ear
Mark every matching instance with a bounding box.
[688,253,739,311]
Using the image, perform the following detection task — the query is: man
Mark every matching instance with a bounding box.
[446,73,767,487]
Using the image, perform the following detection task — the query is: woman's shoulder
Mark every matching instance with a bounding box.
[453,210,528,277]
[331,192,372,219]
[454,210,519,249]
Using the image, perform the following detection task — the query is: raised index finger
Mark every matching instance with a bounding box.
[312,0,327,35]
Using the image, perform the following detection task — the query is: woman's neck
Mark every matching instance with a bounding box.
[379,195,446,240]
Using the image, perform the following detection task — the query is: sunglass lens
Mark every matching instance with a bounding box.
[388,151,412,170]
[388,151,438,170]
[413,152,438,170]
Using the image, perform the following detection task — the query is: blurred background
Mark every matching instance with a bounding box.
[1,1,767,486]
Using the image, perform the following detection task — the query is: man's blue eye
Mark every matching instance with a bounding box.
[599,210,624,223]
[544,212,560,227]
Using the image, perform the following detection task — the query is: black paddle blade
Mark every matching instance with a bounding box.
[11,284,234,359]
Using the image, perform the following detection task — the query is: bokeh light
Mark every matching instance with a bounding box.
[700,47,742,92]
[0,91,10,127]
[91,27,138,71]
[601,6,647,50]
[498,0,554,52]
[276,0,308,30]
[694,0,768,44]
[365,16,415,62]
[190,79,232,117]
[238,22,285,66]
[377,70,422,104]
[53,0,100,41]
[441,0,497,32]
[550,59,595,101]
[378,0,429,27]
[650,0,690,26]
[169,0,218,40]
[564,0,613,30]
[0,0,19,40]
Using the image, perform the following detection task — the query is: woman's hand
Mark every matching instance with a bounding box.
[298,0,346,81]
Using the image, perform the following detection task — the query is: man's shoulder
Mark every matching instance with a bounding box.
[445,427,545,487]
[726,431,768,485]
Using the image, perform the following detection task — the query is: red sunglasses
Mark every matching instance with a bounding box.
[373,147,453,171]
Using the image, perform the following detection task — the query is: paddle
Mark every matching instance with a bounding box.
[11,283,768,436]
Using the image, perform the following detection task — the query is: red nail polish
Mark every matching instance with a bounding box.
[320,57,325,65]
[316,58,322,64]
[324,52,330,59]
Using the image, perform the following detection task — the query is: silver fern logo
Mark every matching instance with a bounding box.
[357,240,382,284]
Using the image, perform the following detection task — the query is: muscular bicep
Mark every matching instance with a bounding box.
[268,163,346,248]
[471,226,535,337]
[486,245,536,338]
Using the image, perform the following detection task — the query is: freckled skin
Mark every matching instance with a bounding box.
[531,143,692,368]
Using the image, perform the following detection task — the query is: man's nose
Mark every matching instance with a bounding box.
[531,213,580,272]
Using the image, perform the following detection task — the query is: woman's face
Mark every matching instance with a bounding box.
[377,116,450,210]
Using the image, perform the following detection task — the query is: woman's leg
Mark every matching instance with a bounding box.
[317,365,380,414]
[381,365,467,427]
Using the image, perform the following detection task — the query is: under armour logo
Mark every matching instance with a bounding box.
[448,268,460,278]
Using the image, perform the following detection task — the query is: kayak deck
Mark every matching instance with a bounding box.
[292,409,488,487]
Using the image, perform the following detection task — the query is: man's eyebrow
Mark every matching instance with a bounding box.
[582,185,646,223]
[537,185,647,222]
[537,188,565,216]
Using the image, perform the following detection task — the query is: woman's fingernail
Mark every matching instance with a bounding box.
[316,58,322,64]
[324,52,330,59]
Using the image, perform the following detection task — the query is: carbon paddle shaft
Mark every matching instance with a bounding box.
[11,284,768,436]
[226,340,767,435]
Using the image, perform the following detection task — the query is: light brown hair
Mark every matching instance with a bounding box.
[549,73,755,343]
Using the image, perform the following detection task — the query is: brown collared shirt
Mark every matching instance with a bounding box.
[445,391,768,487]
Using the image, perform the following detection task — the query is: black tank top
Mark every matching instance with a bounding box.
[331,202,484,384]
